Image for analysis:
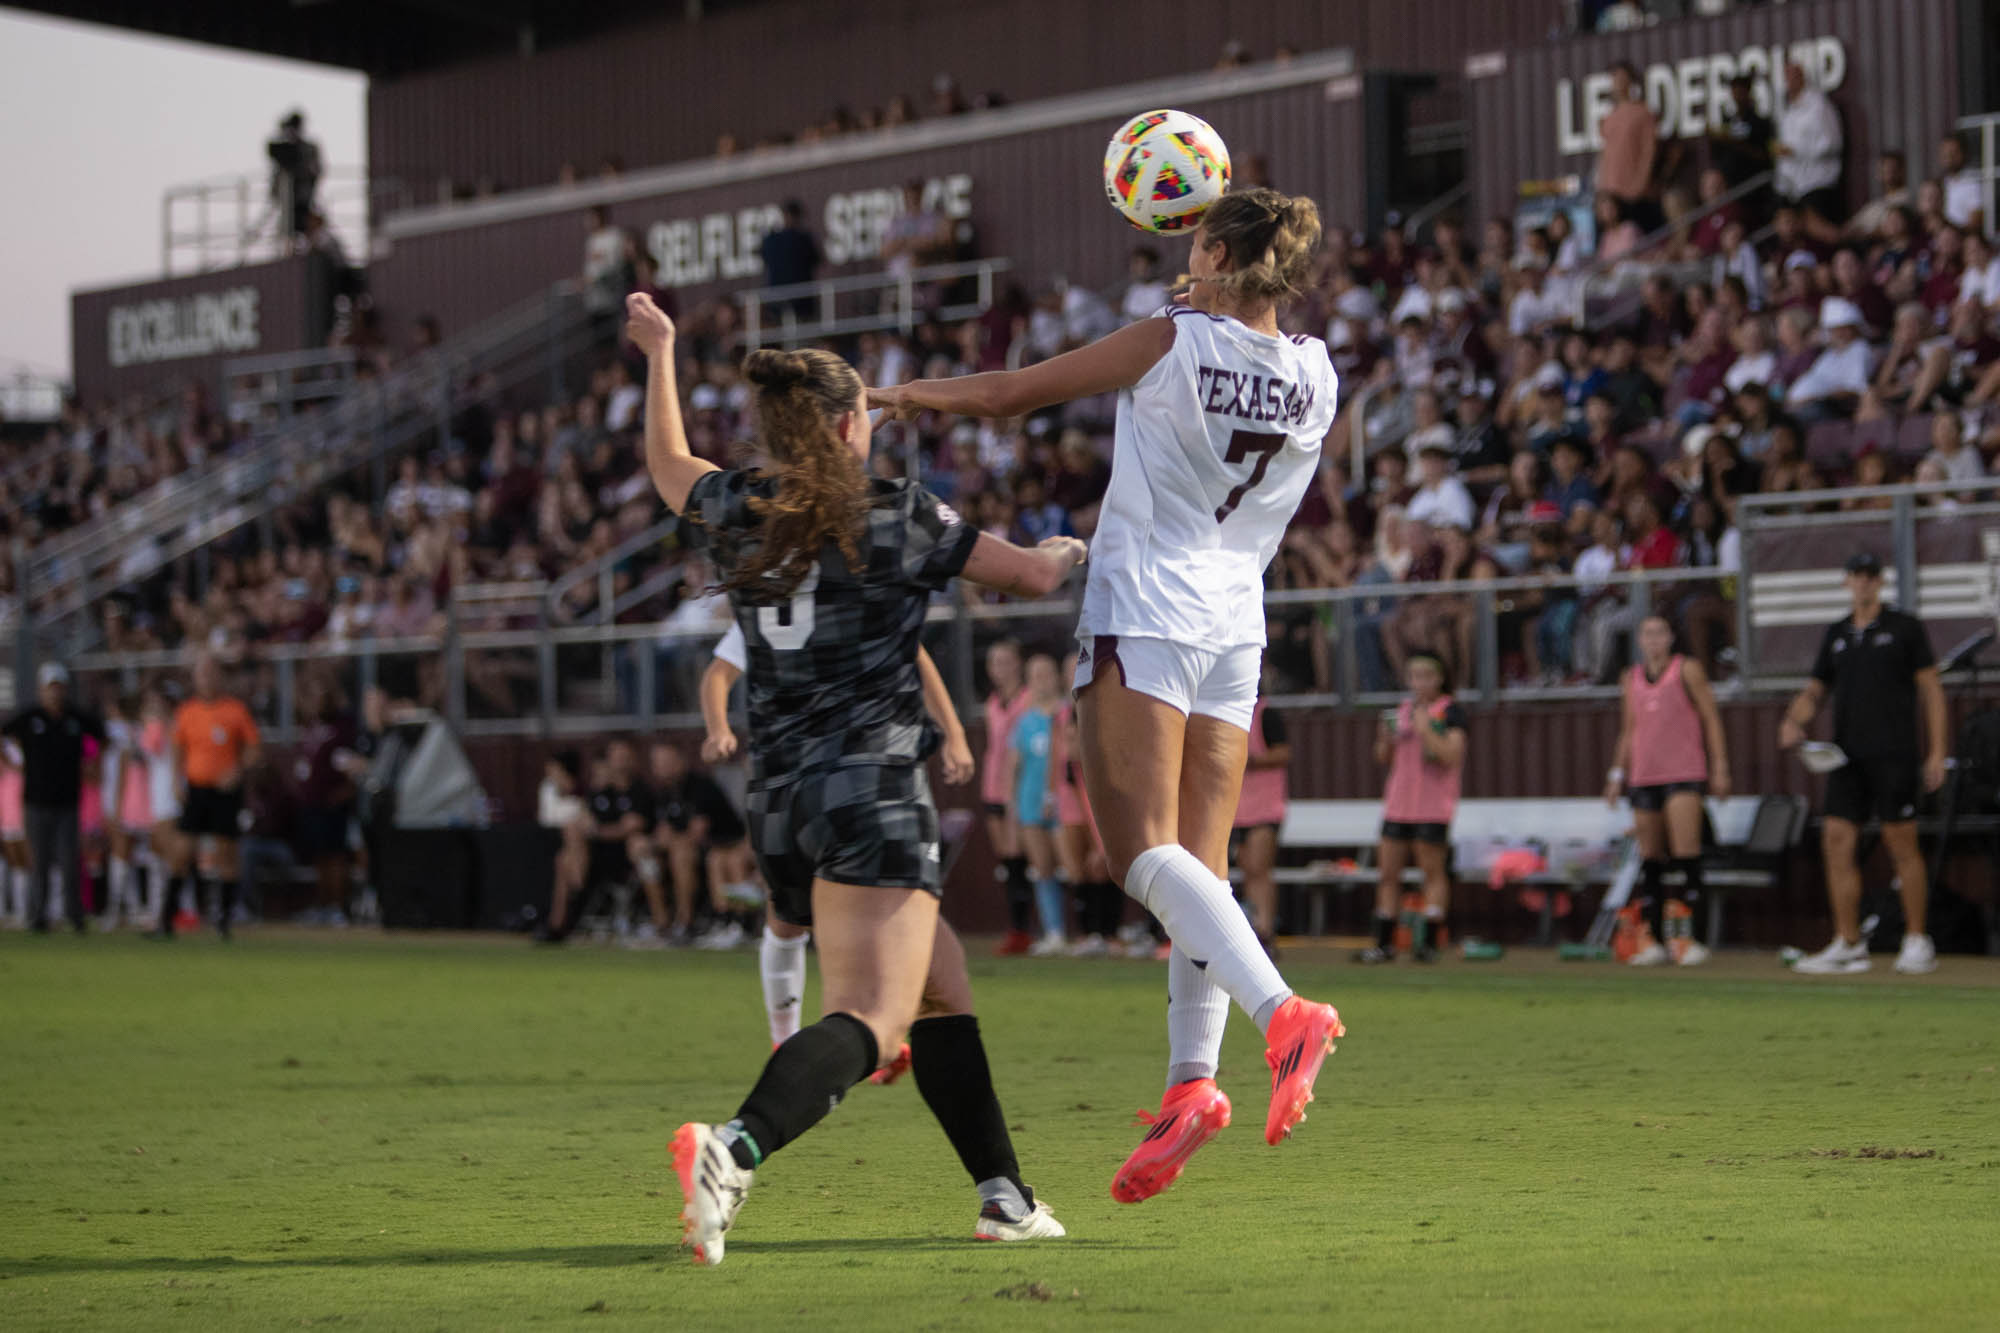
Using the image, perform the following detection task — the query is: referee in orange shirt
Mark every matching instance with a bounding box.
[149,654,261,940]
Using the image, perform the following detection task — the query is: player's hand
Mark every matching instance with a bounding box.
[624,293,675,357]
[701,728,738,764]
[1039,535,1088,568]
[1923,755,1948,793]
[1778,718,1806,750]
[940,734,975,786]
[1709,770,1733,800]
[1603,778,1623,808]
[866,386,918,422]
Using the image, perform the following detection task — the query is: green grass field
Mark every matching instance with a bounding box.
[3,930,1997,1332]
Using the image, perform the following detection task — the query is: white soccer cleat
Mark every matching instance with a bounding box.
[695,921,747,951]
[1028,932,1067,957]
[671,1123,752,1266]
[1628,942,1669,967]
[1675,941,1712,967]
[1792,936,1871,975]
[974,1198,1066,1242]
[1067,933,1109,958]
[1893,934,1937,975]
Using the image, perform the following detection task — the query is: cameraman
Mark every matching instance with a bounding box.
[267,109,322,240]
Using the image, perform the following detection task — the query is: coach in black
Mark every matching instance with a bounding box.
[1780,552,1947,975]
[1,663,106,933]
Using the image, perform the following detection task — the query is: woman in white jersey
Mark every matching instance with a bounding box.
[874,189,1345,1203]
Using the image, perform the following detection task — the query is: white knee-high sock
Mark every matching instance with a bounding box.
[138,848,162,917]
[759,925,810,1047]
[108,857,133,921]
[1165,944,1230,1089]
[5,863,24,919]
[1127,844,1292,1034]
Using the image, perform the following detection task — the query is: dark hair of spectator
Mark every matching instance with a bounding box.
[1197,188,1320,301]
[1407,650,1453,694]
[782,199,806,222]
[732,348,872,597]
[552,749,581,780]
[1880,148,1905,167]
[1610,60,1639,82]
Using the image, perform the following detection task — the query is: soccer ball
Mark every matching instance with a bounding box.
[1102,109,1231,235]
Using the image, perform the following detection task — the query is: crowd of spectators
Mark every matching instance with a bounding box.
[19,61,1997,716]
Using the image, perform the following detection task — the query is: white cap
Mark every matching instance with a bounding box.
[1681,423,1716,458]
[689,383,724,411]
[1334,287,1380,322]
[37,662,68,688]
[1533,362,1566,392]
[1327,318,1358,348]
[1783,249,1821,272]
[1436,288,1469,314]
[1820,296,1865,331]
[1391,288,1434,325]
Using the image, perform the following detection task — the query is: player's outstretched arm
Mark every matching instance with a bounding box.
[628,292,719,514]
[871,317,1176,422]
[961,533,1087,599]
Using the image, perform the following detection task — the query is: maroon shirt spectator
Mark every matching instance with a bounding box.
[1830,248,1893,334]
[295,711,358,809]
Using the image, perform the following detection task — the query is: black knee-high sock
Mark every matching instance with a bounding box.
[1002,856,1032,932]
[1640,858,1667,940]
[1672,857,1703,921]
[909,1015,1024,1195]
[217,879,239,926]
[1372,912,1395,950]
[727,1012,878,1170]
[159,875,186,933]
[1091,882,1123,938]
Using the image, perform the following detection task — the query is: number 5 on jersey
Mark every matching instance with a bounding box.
[1214,429,1287,523]
[756,563,819,650]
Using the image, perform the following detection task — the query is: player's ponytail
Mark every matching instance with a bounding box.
[1196,188,1321,303]
[733,347,871,597]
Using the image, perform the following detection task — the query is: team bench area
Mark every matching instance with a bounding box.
[1251,795,1810,948]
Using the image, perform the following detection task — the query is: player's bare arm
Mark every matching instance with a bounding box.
[871,317,1176,421]
[915,648,974,785]
[960,533,1087,598]
[629,292,719,514]
[700,656,742,763]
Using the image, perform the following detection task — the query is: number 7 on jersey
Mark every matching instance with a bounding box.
[1214,429,1286,523]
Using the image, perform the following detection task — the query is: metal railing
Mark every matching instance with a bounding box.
[161,167,405,276]
[1402,182,1471,246]
[1570,170,1774,330]
[14,280,596,648]
[740,258,1012,348]
[224,347,359,429]
[41,565,1736,747]
[1957,112,2000,242]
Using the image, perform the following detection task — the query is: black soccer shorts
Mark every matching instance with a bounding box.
[1823,754,1922,825]
[747,762,943,927]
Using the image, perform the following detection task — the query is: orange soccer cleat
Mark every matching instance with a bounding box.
[1262,996,1343,1146]
[1110,1077,1232,1203]
[869,1042,912,1086]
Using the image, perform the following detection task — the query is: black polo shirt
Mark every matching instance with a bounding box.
[1810,607,1935,760]
[653,773,744,841]
[589,780,653,834]
[1,705,107,806]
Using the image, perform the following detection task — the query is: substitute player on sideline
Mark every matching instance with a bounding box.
[626,293,1087,1263]
[1357,654,1468,964]
[979,641,1036,954]
[1604,615,1731,967]
[1782,552,1947,975]
[874,188,1345,1202]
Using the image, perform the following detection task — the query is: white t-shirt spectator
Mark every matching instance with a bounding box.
[1944,171,1985,230]
[1712,242,1766,309]
[1120,279,1172,324]
[1957,259,2000,310]
[583,225,628,310]
[1509,285,1569,337]
[1573,540,1620,596]
[1063,286,1117,345]
[1926,442,1986,484]
[1776,87,1843,199]
[1405,475,1476,531]
[605,379,643,432]
[1725,351,1777,394]
[1785,340,1875,404]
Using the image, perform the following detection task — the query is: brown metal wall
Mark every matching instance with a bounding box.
[366,0,1544,197]
[370,75,1366,343]
[69,257,311,405]
[1467,0,1964,226]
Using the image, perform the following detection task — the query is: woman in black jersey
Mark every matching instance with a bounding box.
[623,293,1087,1264]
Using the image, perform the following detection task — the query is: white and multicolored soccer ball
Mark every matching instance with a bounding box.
[1102,109,1232,235]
